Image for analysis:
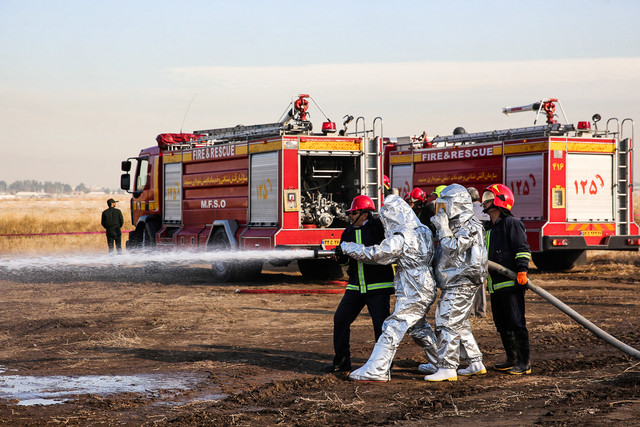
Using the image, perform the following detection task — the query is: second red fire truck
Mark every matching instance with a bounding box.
[387,98,640,271]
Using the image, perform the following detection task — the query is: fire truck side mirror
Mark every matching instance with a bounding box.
[121,160,132,172]
[120,174,131,192]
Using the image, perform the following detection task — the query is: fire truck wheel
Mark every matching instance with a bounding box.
[126,228,143,250]
[208,228,236,282]
[531,250,586,272]
[142,221,160,248]
[298,259,344,280]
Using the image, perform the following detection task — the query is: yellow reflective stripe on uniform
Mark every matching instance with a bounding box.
[346,283,392,291]
[485,230,492,292]
[493,280,516,291]
[356,229,366,293]
[366,282,394,290]
[487,279,516,293]
[515,252,531,259]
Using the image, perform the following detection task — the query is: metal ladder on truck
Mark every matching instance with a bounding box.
[193,114,313,144]
[615,119,634,235]
[194,122,286,142]
[355,117,383,209]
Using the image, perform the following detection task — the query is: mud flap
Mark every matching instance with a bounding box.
[532,250,586,271]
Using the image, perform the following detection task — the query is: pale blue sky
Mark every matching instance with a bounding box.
[1,0,639,187]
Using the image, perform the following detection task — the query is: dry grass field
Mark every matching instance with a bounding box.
[0,194,131,254]
[0,192,638,256]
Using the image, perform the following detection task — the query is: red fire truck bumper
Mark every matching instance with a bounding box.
[542,235,640,251]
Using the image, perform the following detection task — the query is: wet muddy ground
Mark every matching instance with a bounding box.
[0,256,638,425]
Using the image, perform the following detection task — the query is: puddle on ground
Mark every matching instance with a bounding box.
[0,371,217,406]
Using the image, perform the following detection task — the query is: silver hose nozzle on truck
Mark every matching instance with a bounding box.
[313,249,336,258]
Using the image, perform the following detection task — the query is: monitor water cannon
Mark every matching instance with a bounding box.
[502,98,568,125]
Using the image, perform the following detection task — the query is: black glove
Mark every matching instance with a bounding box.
[334,245,343,258]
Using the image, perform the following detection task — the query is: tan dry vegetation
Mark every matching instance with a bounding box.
[588,249,640,264]
[532,321,581,333]
[0,194,132,254]
[1,192,639,256]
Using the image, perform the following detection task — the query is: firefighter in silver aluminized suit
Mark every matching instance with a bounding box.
[424,184,489,382]
[339,194,438,382]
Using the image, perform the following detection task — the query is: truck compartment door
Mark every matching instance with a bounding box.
[391,164,412,199]
[250,151,279,225]
[163,162,182,223]
[505,154,544,219]
[566,153,614,222]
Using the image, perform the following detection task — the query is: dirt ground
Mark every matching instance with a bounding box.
[0,255,638,426]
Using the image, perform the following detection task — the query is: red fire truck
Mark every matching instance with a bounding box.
[120,95,384,281]
[387,98,640,271]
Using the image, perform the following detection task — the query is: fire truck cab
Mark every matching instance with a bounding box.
[387,99,640,271]
[120,95,384,281]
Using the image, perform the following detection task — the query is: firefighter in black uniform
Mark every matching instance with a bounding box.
[101,198,124,253]
[482,184,532,375]
[420,185,446,233]
[323,195,395,372]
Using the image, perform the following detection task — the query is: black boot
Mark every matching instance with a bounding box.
[508,330,531,375]
[323,356,352,373]
[494,331,517,371]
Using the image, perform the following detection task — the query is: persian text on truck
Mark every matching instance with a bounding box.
[387,98,640,271]
[120,95,384,281]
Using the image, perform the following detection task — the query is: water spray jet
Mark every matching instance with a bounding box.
[0,248,336,273]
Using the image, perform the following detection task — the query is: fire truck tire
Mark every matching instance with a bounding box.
[126,228,142,250]
[142,221,159,248]
[209,228,237,282]
[532,250,586,272]
[298,259,344,280]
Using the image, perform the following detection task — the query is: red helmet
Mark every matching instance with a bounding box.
[383,175,391,190]
[482,184,515,211]
[410,187,426,203]
[347,195,376,212]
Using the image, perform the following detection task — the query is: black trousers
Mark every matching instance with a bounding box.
[332,290,391,365]
[107,233,122,253]
[490,285,528,335]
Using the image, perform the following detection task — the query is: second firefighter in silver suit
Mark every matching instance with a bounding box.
[340,194,438,382]
[425,184,489,381]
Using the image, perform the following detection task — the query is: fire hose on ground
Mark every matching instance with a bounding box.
[489,260,640,360]
[235,288,345,294]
